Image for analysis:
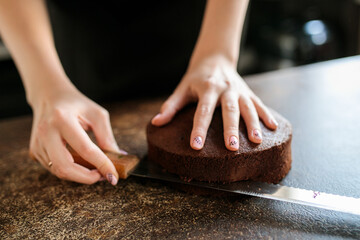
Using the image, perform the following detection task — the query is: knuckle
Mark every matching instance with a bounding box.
[161,100,172,112]
[97,160,109,172]
[205,78,216,88]
[226,125,239,132]
[53,108,68,121]
[98,108,110,119]
[95,157,111,173]
[50,108,69,126]
[251,95,260,103]
[54,166,69,179]
[192,127,206,136]
[241,100,253,111]
[198,104,211,116]
[252,95,264,107]
[224,102,238,113]
[250,120,261,129]
[224,79,231,87]
[162,96,181,114]
[242,103,251,111]
[202,76,221,91]
[78,143,96,157]
[224,126,239,136]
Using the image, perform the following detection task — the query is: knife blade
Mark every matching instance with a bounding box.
[69,150,360,216]
[130,157,360,216]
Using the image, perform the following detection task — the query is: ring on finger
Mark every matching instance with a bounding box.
[48,161,53,167]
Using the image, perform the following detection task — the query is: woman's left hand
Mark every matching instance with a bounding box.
[151,56,278,151]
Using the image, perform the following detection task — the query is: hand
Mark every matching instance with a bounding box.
[29,84,124,185]
[151,56,278,151]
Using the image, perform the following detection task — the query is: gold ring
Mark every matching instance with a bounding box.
[48,162,53,167]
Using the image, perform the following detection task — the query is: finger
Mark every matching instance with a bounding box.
[239,95,262,144]
[46,130,102,184]
[221,91,240,151]
[151,88,189,126]
[39,129,101,183]
[59,118,119,185]
[30,137,49,167]
[251,95,278,130]
[39,146,53,170]
[32,150,48,169]
[29,151,37,162]
[84,109,127,155]
[190,92,218,150]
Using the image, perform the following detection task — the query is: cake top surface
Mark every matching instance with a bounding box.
[147,104,292,158]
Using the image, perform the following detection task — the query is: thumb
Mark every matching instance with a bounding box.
[152,89,188,126]
[87,109,127,155]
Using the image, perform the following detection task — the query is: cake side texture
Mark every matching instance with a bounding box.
[147,105,292,184]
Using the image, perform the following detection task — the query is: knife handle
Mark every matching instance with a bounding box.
[29,148,140,180]
[70,149,140,179]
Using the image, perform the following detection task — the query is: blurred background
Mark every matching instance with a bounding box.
[0,0,359,119]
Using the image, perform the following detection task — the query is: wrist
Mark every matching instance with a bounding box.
[188,53,237,73]
[26,73,77,109]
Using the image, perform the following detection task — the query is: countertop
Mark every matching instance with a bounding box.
[1,56,360,239]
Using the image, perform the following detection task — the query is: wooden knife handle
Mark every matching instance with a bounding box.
[70,149,140,179]
[29,147,140,179]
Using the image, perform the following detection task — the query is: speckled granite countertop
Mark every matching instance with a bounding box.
[1,57,360,239]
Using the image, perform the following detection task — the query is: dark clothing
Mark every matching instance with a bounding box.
[47,1,206,102]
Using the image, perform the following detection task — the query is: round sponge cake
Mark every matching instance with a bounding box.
[146,105,292,184]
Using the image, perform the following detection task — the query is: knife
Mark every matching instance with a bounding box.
[71,150,360,216]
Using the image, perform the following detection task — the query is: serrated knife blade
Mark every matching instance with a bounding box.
[131,158,360,216]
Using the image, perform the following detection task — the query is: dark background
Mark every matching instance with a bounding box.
[0,0,359,119]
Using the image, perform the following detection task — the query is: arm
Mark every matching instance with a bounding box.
[0,0,121,184]
[189,0,247,68]
[152,0,278,150]
[0,0,71,102]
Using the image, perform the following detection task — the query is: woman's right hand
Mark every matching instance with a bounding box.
[29,83,123,185]
[0,0,123,185]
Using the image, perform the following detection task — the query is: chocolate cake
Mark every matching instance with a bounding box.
[147,105,292,184]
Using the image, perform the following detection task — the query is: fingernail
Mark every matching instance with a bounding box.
[107,173,118,186]
[152,113,161,123]
[192,136,203,149]
[271,118,278,127]
[253,129,262,141]
[119,149,128,155]
[229,136,239,149]
[109,141,128,155]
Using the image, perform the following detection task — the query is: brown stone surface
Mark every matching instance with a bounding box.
[1,57,360,239]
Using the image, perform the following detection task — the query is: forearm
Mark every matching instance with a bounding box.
[190,0,249,68]
[0,0,74,106]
